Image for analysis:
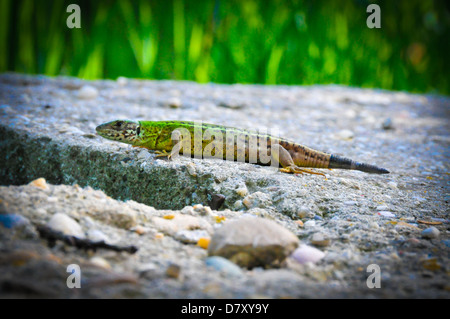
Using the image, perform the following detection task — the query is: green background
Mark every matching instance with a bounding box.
[1,0,448,94]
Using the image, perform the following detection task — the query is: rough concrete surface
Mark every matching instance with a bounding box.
[0,72,448,298]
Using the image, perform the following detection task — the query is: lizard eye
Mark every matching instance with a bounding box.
[136,126,141,136]
[116,121,124,128]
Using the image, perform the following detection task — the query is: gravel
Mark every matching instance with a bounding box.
[0,72,449,298]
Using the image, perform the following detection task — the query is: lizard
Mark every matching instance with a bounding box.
[95,120,389,176]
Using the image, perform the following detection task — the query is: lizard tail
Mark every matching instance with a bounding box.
[328,154,389,174]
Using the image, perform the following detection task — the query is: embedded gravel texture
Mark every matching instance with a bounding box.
[0,72,448,298]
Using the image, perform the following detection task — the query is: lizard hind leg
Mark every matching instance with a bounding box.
[280,166,326,177]
[270,144,326,177]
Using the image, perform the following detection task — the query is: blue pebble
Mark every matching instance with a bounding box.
[0,214,29,229]
[205,256,243,277]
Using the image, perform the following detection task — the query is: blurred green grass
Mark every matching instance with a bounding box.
[1,0,449,94]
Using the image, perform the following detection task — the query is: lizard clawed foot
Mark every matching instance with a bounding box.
[280,166,326,177]
[154,150,172,160]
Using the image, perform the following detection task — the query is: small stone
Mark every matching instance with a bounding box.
[242,192,271,209]
[295,220,304,227]
[297,206,313,219]
[165,263,181,279]
[310,233,331,247]
[336,129,354,140]
[205,256,244,277]
[90,257,111,269]
[0,214,30,229]
[382,118,393,130]
[133,225,147,235]
[208,216,299,268]
[167,97,181,108]
[421,227,439,239]
[29,177,48,190]
[236,187,248,197]
[197,237,211,249]
[186,163,197,176]
[214,215,226,223]
[174,229,210,244]
[377,211,396,218]
[77,85,98,100]
[116,76,128,86]
[87,229,110,243]
[208,194,225,210]
[304,220,316,228]
[193,204,212,216]
[47,213,85,238]
[291,245,325,264]
[387,181,398,189]
[233,200,244,210]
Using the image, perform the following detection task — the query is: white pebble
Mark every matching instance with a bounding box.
[336,129,354,140]
[47,213,85,238]
[77,85,98,100]
[387,181,398,189]
[377,211,396,218]
[174,229,210,244]
[116,76,128,86]
[291,245,325,264]
[87,229,110,243]
[421,227,439,239]
[304,220,316,228]
[90,257,111,269]
[167,97,181,108]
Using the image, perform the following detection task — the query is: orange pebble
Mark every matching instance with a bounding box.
[197,237,210,249]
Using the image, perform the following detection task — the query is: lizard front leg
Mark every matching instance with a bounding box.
[154,129,183,161]
[270,144,326,177]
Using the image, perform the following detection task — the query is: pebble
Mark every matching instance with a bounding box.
[421,227,440,239]
[29,177,48,190]
[193,204,212,216]
[382,118,393,130]
[197,237,210,249]
[297,206,314,219]
[47,213,85,238]
[77,85,99,100]
[116,76,128,86]
[290,245,325,264]
[336,129,354,140]
[167,97,181,108]
[387,181,398,189]
[310,233,331,247]
[151,214,213,236]
[90,257,111,269]
[208,216,299,268]
[186,163,197,176]
[87,229,110,243]
[166,263,181,279]
[377,211,396,218]
[174,229,210,244]
[236,187,248,197]
[0,214,30,229]
[304,220,316,228]
[208,194,225,210]
[205,256,244,277]
[242,192,271,209]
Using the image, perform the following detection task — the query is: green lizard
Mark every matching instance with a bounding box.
[95,120,389,176]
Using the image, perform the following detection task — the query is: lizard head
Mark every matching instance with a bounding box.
[96,120,142,144]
